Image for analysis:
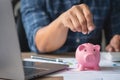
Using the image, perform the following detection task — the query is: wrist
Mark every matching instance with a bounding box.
[49,16,69,31]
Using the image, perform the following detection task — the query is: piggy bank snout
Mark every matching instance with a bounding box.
[84,54,96,62]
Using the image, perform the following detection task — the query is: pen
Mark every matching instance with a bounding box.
[31,55,63,63]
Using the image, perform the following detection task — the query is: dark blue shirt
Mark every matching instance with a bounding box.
[21,0,120,53]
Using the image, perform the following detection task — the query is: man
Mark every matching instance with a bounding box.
[21,0,120,53]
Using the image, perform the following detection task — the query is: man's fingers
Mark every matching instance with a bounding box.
[68,10,82,32]
[61,4,95,34]
[106,35,120,52]
[110,35,120,52]
[79,4,95,32]
[74,5,88,34]
[68,20,77,32]
[64,17,76,32]
[113,43,120,52]
[106,44,114,52]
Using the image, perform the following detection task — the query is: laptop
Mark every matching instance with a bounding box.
[0,0,68,80]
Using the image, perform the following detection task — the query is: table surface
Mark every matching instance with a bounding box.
[22,52,75,80]
[22,52,120,80]
[22,52,75,58]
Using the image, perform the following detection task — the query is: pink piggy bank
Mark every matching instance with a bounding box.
[75,43,100,71]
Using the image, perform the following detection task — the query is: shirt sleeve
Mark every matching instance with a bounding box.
[110,0,120,35]
[20,0,50,53]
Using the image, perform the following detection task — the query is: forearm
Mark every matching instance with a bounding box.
[35,17,69,53]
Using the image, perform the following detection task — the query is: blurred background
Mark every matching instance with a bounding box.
[12,0,30,52]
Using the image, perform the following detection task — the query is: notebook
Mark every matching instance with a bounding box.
[0,0,68,80]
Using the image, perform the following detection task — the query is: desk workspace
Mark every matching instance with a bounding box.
[23,52,120,80]
[1,0,120,80]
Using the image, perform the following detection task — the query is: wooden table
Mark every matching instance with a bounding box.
[22,52,75,59]
[22,52,75,80]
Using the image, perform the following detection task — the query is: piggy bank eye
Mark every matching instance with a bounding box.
[93,49,96,51]
[84,49,87,52]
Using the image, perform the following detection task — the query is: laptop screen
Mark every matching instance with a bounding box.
[0,0,25,80]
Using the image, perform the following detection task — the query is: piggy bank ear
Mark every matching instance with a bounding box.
[78,45,85,51]
[94,45,100,51]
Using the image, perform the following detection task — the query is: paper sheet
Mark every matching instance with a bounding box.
[63,73,120,80]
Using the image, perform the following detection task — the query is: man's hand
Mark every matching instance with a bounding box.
[106,35,120,52]
[35,4,95,53]
[59,4,95,34]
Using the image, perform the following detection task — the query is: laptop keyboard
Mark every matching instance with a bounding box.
[24,67,48,76]
[23,61,48,76]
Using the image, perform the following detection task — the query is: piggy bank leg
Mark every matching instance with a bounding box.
[78,64,84,71]
[94,65,100,70]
